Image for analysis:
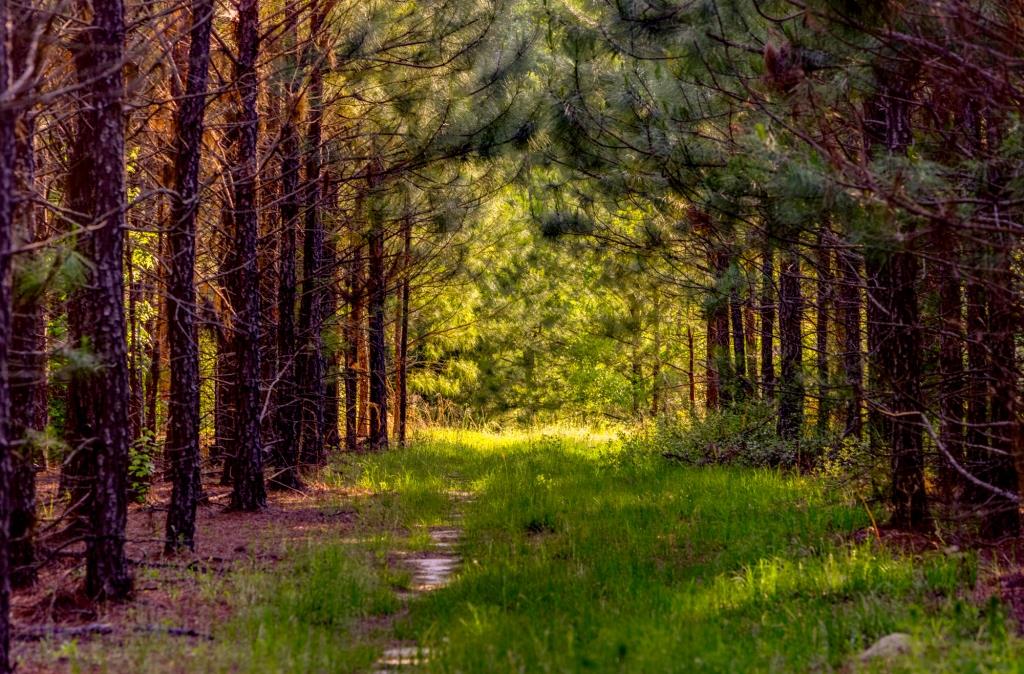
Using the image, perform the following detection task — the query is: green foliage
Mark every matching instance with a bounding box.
[128,432,158,503]
[632,404,806,468]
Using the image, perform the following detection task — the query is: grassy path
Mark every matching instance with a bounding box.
[68,429,1022,672]
[335,429,1016,672]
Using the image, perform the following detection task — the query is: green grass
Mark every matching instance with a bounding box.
[58,428,1024,672]
[341,428,1020,672]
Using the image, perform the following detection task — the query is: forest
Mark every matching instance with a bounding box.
[1,0,1024,671]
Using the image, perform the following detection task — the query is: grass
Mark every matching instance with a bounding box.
[44,427,1024,672]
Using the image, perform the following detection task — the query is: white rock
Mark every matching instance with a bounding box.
[859,633,913,662]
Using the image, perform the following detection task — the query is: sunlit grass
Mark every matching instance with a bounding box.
[345,428,1019,673]
[63,427,1024,672]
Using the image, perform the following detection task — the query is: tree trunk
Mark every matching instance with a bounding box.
[863,69,930,531]
[0,1,17,664]
[935,254,964,500]
[729,286,750,400]
[296,5,326,465]
[164,0,214,552]
[8,20,44,586]
[759,246,775,399]
[776,251,803,443]
[836,247,863,439]
[367,220,389,450]
[394,218,412,445]
[815,229,832,435]
[225,0,266,510]
[686,325,696,410]
[323,226,341,453]
[64,0,133,599]
[344,241,363,452]
[269,4,301,488]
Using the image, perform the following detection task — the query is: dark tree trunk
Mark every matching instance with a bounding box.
[815,229,833,435]
[225,0,266,511]
[8,18,44,586]
[323,229,341,453]
[935,255,964,500]
[776,251,804,443]
[0,0,17,664]
[836,247,863,439]
[395,218,412,445]
[876,249,929,530]
[729,287,750,399]
[686,326,696,410]
[982,247,1019,536]
[367,221,389,450]
[145,265,162,443]
[344,242,364,452]
[759,247,776,399]
[164,0,214,552]
[126,242,142,444]
[629,299,642,415]
[296,8,326,464]
[707,249,732,409]
[863,69,930,531]
[269,5,301,488]
[64,0,133,599]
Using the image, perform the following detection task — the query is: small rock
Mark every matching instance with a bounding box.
[859,633,913,662]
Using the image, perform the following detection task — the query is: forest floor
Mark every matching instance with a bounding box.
[12,428,1024,672]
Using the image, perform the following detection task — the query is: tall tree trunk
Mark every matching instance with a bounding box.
[864,69,930,531]
[729,286,750,399]
[164,0,214,552]
[963,278,988,508]
[296,5,326,464]
[629,299,642,415]
[759,246,775,398]
[8,16,44,587]
[686,325,696,410]
[397,238,411,445]
[270,4,301,488]
[225,0,266,510]
[982,244,1019,536]
[707,249,732,409]
[344,241,363,452]
[0,0,17,664]
[935,253,964,501]
[836,247,863,439]
[815,229,832,435]
[776,251,804,444]
[393,217,412,444]
[323,229,340,453]
[650,290,663,416]
[64,0,133,599]
[367,220,389,450]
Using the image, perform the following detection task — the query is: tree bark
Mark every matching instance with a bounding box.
[394,218,412,445]
[863,68,930,531]
[270,3,302,488]
[8,15,44,587]
[344,241,364,452]
[815,229,832,435]
[367,219,389,450]
[0,0,17,664]
[296,4,326,464]
[759,246,775,399]
[836,247,863,439]
[64,0,133,599]
[225,0,266,510]
[776,251,803,443]
[164,0,214,552]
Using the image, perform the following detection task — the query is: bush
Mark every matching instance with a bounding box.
[631,404,830,469]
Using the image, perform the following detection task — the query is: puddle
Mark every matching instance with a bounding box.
[374,524,462,671]
[373,645,431,672]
